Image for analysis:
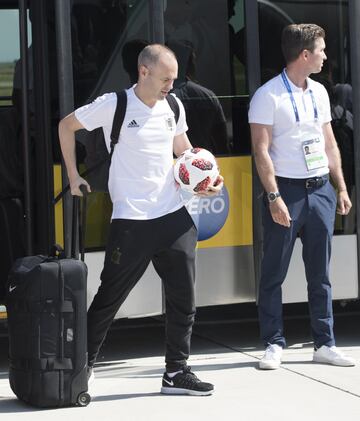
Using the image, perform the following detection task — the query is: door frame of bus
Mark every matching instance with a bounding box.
[18,0,33,254]
[149,0,164,44]
[18,0,56,255]
[31,0,56,254]
[244,0,262,302]
[55,0,76,258]
[349,0,360,297]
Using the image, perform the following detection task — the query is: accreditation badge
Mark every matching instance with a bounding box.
[302,138,327,171]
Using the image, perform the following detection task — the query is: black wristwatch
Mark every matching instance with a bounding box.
[267,191,281,203]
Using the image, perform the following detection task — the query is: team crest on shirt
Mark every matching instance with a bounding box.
[165,116,174,131]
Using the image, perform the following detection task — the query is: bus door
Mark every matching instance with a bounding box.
[163,0,257,307]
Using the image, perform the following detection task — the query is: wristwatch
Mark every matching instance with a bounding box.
[267,191,281,203]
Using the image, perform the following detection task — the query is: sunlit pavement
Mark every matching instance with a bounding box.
[1,306,359,420]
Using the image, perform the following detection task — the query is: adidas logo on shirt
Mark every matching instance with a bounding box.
[127,119,139,128]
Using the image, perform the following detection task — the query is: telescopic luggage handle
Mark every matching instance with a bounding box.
[71,185,88,261]
[51,185,88,260]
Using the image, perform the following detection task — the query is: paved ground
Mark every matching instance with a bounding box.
[0,304,359,420]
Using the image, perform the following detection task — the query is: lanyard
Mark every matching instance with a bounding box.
[281,70,318,123]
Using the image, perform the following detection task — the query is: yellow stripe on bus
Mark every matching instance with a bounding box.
[197,156,253,249]
[54,156,253,250]
[54,164,64,247]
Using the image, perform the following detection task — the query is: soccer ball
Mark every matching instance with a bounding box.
[174,148,219,194]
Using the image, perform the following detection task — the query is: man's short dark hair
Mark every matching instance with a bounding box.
[281,24,325,64]
[138,44,176,68]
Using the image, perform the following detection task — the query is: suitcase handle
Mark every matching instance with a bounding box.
[71,185,87,261]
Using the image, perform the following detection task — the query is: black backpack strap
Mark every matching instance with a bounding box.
[166,94,180,124]
[110,90,127,151]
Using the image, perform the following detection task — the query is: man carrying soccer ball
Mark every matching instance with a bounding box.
[59,44,223,396]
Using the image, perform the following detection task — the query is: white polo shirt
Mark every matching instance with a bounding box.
[75,87,188,220]
[248,71,332,178]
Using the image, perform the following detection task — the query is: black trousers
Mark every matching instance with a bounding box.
[87,206,197,372]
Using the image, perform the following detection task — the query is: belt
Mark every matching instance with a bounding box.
[276,175,329,189]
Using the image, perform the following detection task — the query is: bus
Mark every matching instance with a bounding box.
[0,0,359,321]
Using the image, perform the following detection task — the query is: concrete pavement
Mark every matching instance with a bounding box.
[0,308,359,420]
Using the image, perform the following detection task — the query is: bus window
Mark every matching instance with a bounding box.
[0,7,31,202]
[257,0,355,235]
[71,0,149,107]
[164,0,251,156]
[0,9,31,107]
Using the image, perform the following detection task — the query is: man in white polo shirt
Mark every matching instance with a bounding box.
[249,24,355,369]
[59,44,222,395]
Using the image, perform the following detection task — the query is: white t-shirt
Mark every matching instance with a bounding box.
[75,87,188,220]
[248,71,332,178]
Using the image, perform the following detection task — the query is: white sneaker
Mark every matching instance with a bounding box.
[313,345,356,367]
[259,344,283,370]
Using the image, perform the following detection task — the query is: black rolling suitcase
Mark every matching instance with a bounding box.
[6,193,90,407]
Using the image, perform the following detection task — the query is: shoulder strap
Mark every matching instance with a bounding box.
[110,90,127,146]
[166,94,180,123]
[108,90,127,161]
[110,89,127,145]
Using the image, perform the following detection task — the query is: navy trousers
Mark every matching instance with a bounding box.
[87,206,197,372]
[258,177,337,349]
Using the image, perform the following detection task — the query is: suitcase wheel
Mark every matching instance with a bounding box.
[77,392,91,406]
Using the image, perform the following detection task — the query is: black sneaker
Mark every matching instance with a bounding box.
[161,367,214,396]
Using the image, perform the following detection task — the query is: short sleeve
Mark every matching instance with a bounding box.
[75,93,117,131]
[174,96,189,136]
